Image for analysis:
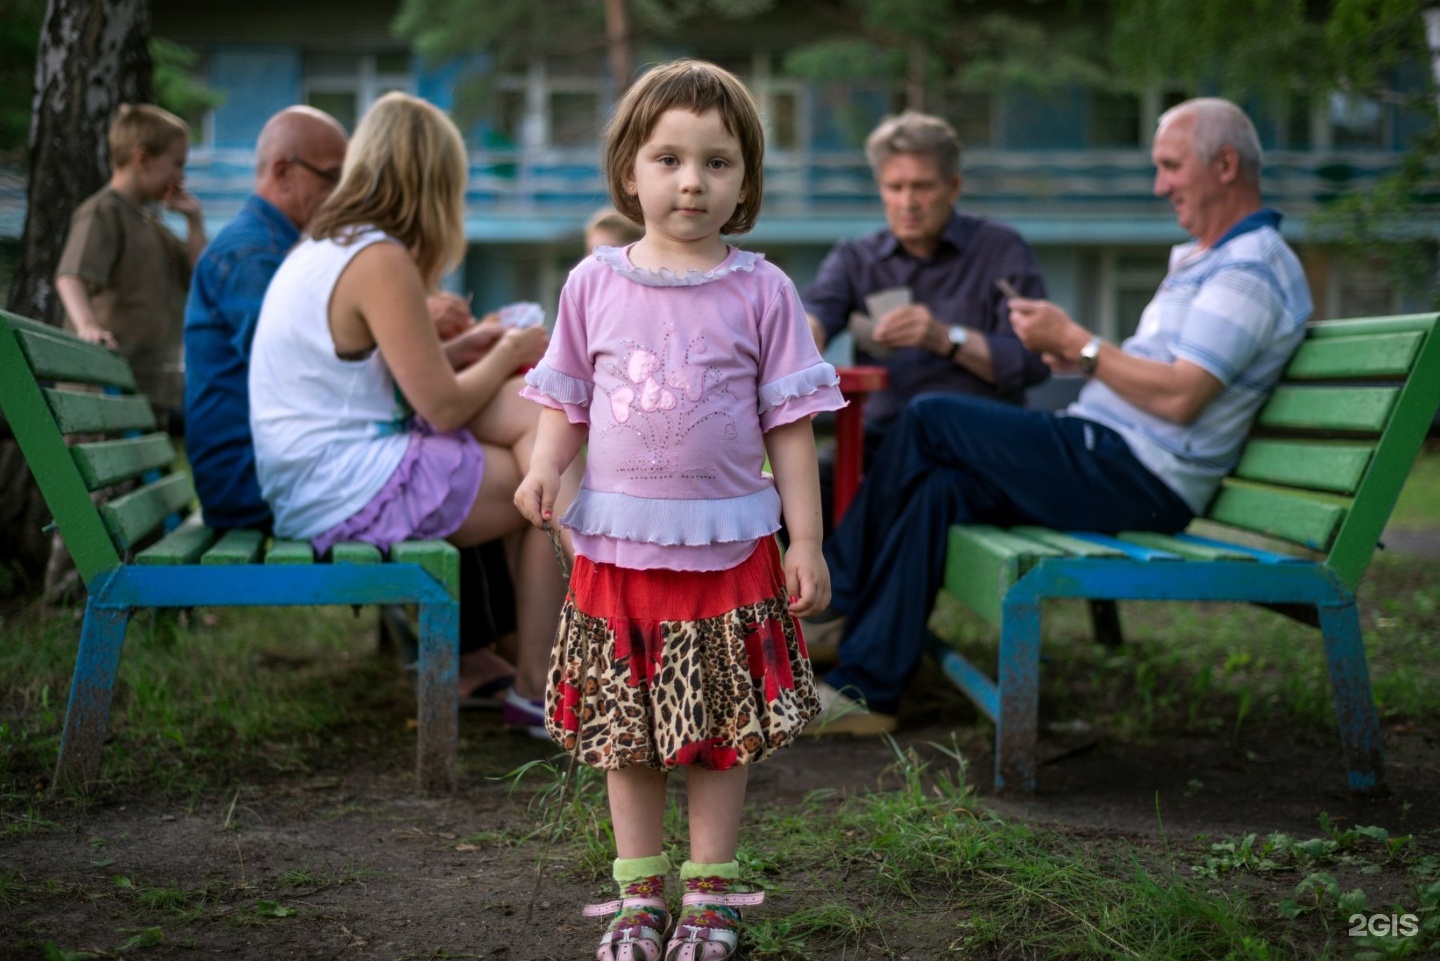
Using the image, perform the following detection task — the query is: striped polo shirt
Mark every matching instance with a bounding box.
[1068,209,1313,513]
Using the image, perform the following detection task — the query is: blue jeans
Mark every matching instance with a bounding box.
[823,394,1193,714]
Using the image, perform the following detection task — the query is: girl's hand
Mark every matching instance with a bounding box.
[514,467,562,528]
[782,539,831,618]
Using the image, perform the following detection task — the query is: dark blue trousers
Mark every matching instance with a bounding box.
[823,394,1194,714]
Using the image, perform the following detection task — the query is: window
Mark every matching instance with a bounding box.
[492,69,603,150]
[1091,91,1142,148]
[1330,92,1387,149]
[759,86,803,152]
[550,90,601,147]
[303,51,413,133]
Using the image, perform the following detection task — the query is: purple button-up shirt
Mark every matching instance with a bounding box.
[802,211,1050,422]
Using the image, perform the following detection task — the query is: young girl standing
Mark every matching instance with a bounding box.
[515,60,843,961]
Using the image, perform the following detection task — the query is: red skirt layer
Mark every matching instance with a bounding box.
[544,538,820,771]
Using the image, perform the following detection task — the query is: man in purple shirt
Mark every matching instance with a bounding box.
[802,111,1051,527]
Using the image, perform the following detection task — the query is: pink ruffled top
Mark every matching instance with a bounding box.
[522,245,845,571]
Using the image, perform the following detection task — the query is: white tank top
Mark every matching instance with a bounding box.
[249,228,411,539]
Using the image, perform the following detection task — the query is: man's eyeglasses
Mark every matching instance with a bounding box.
[287,156,341,184]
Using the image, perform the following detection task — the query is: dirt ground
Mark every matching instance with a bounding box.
[5,526,1439,960]
[4,665,1438,961]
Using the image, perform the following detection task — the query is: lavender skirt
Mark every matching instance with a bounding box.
[312,419,484,556]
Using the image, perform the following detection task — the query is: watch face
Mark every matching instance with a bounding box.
[949,326,969,346]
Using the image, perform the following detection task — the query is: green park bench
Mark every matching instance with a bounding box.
[0,309,462,794]
[933,312,1440,795]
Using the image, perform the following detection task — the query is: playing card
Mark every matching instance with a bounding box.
[864,286,912,321]
[498,301,545,329]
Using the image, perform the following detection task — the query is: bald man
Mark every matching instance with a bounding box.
[184,106,348,528]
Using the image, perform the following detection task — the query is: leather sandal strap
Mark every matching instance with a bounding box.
[679,890,765,908]
[584,896,669,917]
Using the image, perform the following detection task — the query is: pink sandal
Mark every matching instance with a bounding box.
[664,889,765,961]
[585,895,672,961]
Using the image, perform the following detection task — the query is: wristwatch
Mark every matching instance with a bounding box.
[946,325,970,360]
[1078,336,1103,375]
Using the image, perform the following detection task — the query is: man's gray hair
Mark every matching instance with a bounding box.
[865,111,962,179]
[1159,98,1263,188]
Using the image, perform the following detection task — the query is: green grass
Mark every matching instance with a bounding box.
[0,604,409,804]
[2,451,1437,960]
[1388,447,1440,528]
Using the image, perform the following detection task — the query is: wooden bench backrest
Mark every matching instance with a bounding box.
[0,309,194,587]
[1203,312,1440,589]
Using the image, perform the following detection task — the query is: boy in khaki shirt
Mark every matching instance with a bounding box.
[56,103,206,416]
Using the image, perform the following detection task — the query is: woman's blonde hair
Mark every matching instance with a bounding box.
[308,92,467,289]
[603,59,765,236]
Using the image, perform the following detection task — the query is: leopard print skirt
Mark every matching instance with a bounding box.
[544,538,821,771]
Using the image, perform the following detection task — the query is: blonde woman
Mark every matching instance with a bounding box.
[248,92,579,732]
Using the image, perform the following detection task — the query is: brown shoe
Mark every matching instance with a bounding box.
[804,682,898,736]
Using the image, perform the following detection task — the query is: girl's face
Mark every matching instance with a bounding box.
[622,108,745,257]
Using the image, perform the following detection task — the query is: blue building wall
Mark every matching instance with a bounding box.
[209,47,304,148]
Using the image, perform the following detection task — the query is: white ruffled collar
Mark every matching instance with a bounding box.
[593,244,762,287]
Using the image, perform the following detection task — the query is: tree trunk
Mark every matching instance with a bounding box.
[604,0,631,95]
[905,38,926,112]
[1,0,153,608]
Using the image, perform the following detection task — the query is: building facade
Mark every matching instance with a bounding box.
[3,0,1432,363]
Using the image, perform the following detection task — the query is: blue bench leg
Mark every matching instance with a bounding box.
[1317,598,1387,796]
[53,601,132,792]
[995,597,1042,794]
[415,599,459,794]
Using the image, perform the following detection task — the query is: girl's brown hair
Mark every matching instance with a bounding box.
[308,92,467,290]
[603,59,765,236]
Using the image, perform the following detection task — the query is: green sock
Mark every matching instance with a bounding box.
[680,859,741,881]
[614,853,671,884]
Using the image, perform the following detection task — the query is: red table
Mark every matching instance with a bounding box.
[833,365,888,525]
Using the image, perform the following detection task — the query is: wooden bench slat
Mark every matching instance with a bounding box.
[1283,331,1423,380]
[391,540,461,598]
[331,542,383,564]
[1232,439,1374,495]
[201,529,266,565]
[71,433,177,490]
[1174,532,1307,564]
[15,326,138,390]
[1068,533,1184,561]
[135,522,220,565]
[1256,385,1399,434]
[266,539,316,564]
[1010,527,1128,557]
[1117,531,1255,562]
[99,473,196,551]
[1206,480,1349,551]
[43,387,156,434]
[1304,313,1439,339]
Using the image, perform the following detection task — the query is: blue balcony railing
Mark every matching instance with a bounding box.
[0,148,1414,245]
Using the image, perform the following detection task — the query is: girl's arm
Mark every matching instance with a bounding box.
[331,242,547,431]
[763,418,831,617]
[515,407,588,527]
